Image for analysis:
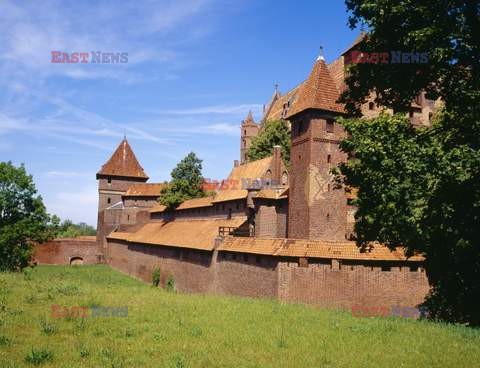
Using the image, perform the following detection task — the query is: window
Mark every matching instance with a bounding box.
[107,197,111,204]
[281,172,288,185]
[107,177,112,184]
[409,110,414,118]
[326,213,330,221]
[242,139,246,148]
[127,215,130,221]
[326,119,334,133]
[368,102,374,110]
[297,121,303,135]
[244,129,246,135]
[227,208,232,219]
[327,154,331,164]
[243,254,248,262]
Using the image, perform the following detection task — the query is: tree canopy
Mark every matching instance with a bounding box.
[247,119,291,166]
[158,152,206,210]
[51,217,96,238]
[0,161,56,271]
[337,0,480,325]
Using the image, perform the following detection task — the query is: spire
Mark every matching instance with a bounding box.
[317,46,325,61]
[286,54,344,118]
[96,139,149,179]
[242,110,256,126]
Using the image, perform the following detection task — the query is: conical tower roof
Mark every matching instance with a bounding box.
[97,139,148,179]
[286,56,344,118]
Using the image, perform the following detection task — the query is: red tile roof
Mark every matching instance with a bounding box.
[286,58,344,118]
[124,183,165,197]
[97,139,148,179]
[218,237,424,262]
[107,217,247,251]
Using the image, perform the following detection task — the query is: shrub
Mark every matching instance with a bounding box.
[151,267,161,287]
[25,347,53,365]
[166,274,175,292]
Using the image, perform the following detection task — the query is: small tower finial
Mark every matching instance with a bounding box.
[317,46,325,61]
[274,83,279,92]
[123,129,127,141]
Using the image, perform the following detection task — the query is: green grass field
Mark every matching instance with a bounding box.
[0,265,479,367]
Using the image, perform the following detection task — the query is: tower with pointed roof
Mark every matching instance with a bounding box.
[286,52,348,241]
[95,138,149,261]
[240,110,260,164]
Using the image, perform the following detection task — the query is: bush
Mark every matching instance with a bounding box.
[166,274,175,292]
[25,347,53,365]
[151,268,161,287]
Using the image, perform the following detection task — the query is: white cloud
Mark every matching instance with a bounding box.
[45,185,98,226]
[158,104,263,115]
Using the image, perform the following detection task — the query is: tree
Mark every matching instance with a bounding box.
[0,162,56,271]
[247,119,291,166]
[336,0,480,325]
[158,152,206,210]
[53,218,96,238]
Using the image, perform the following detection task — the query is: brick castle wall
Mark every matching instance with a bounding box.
[106,239,430,309]
[34,238,97,265]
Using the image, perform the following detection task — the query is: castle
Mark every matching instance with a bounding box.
[37,36,438,310]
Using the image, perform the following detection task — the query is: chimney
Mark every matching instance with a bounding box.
[234,160,239,168]
[273,145,282,182]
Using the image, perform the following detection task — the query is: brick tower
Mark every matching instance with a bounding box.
[240,111,260,164]
[286,54,347,241]
[96,138,148,261]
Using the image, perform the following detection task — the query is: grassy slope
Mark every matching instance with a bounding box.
[0,265,479,367]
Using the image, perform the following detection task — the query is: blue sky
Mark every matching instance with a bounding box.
[0,0,359,226]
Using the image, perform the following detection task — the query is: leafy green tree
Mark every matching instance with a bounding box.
[0,162,56,271]
[53,219,96,238]
[247,119,291,166]
[336,0,480,325]
[158,152,205,210]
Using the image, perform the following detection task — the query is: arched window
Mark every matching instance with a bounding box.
[281,172,288,185]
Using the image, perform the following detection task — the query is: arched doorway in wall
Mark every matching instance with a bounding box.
[70,257,84,265]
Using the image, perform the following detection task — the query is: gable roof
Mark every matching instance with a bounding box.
[124,183,165,197]
[286,58,344,118]
[263,83,304,122]
[212,156,273,203]
[97,139,148,179]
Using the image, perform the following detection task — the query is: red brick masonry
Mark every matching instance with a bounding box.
[34,237,98,265]
[106,239,430,310]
